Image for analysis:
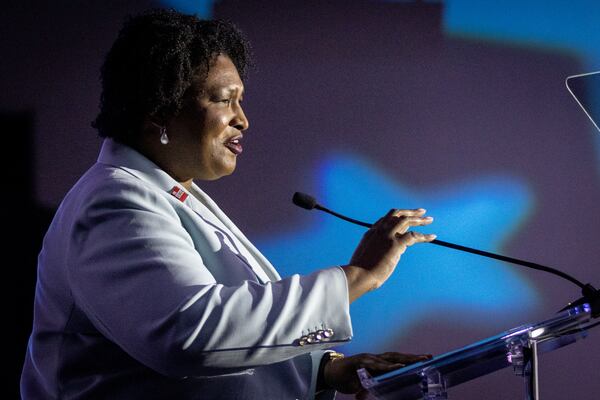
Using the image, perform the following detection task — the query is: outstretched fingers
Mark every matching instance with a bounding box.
[395,230,436,248]
[387,215,434,237]
[385,210,436,247]
[373,208,426,227]
[377,352,433,365]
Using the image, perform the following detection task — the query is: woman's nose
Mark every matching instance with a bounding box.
[231,104,249,131]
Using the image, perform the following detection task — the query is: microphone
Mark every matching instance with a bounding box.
[293,192,371,228]
[292,191,599,317]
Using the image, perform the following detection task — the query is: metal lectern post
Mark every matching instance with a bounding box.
[523,338,540,400]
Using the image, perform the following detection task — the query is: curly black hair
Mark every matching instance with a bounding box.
[92,8,252,143]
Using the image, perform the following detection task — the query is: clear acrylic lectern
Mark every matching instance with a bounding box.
[358,304,597,400]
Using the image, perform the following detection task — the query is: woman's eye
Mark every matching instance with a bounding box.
[221,99,231,104]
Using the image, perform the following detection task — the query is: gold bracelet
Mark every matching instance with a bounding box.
[317,351,346,393]
[327,351,345,362]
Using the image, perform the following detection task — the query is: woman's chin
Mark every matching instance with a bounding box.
[200,163,236,181]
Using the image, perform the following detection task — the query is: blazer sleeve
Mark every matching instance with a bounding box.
[65,176,353,378]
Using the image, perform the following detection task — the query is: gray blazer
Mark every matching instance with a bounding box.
[21,139,353,399]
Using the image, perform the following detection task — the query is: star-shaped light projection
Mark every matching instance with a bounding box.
[255,153,540,353]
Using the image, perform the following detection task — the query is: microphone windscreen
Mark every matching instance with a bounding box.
[292,192,317,210]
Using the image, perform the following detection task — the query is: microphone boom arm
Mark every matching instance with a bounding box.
[296,192,599,317]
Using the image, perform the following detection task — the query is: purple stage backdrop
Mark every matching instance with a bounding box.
[4,1,599,399]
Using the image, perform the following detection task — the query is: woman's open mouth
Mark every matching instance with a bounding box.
[224,136,243,155]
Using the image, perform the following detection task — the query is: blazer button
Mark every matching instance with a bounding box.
[307,333,321,344]
[298,335,309,346]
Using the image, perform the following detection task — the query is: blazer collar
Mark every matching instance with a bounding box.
[96,139,280,282]
[97,138,195,202]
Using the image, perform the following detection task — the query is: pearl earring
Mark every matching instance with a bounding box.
[159,126,169,145]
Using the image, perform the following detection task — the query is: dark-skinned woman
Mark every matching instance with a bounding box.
[21,9,435,400]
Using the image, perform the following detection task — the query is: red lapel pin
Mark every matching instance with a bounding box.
[169,186,189,202]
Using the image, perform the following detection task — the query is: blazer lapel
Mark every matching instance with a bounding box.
[96,139,280,284]
[184,193,273,284]
[190,184,281,282]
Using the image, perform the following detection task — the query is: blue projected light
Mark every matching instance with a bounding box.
[255,154,539,353]
[444,0,600,59]
[444,0,600,173]
[159,0,213,17]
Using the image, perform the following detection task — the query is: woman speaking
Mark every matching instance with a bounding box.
[21,9,435,399]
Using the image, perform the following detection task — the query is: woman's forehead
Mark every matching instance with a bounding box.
[196,55,243,91]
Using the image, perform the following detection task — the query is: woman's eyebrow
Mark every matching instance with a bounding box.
[208,83,244,94]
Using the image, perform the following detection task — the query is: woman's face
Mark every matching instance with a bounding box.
[167,54,248,181]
